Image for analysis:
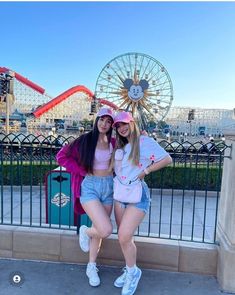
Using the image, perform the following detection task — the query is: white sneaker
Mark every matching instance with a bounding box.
[79,225,90,252]
[114,267,127,288]
[86,263,100,287]
[122,267,142,295]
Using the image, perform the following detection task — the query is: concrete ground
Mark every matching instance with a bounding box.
[0,258,233,295]
[0,187,228,294]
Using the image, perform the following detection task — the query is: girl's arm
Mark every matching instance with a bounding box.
[138,155,172,179]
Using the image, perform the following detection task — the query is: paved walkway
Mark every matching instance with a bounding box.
[0,258,232,295]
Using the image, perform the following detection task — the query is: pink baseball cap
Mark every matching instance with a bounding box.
[112,111,134,128]
[97,108,114,120]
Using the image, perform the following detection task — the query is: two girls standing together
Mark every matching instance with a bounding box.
[56,108,172,295]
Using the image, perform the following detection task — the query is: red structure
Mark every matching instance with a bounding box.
[0,67,45,94]
[0,66,118,120]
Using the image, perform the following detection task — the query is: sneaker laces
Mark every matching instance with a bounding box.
[86,263,100,287]
[120,267,127,281]
[123,271,133,289]
[87,264,99,276]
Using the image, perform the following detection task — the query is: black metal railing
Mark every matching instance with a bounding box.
[0,132,232,244]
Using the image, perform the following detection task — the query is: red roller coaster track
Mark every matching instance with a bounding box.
[0,67,45,94]
[0,66,118,118]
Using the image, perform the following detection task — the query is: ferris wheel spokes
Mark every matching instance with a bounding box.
[95,52,173,128]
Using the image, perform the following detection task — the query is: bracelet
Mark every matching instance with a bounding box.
[144,168,150,175]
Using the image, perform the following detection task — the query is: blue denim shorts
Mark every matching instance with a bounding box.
[80,175,113,205]
[115,181,151,213]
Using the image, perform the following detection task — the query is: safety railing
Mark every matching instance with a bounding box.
[0,132,232,244]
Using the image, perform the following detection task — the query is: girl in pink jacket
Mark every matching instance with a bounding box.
[56,108,115,287]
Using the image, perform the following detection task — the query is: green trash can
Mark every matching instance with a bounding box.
[46,170,75,226]
[46,169,91,227]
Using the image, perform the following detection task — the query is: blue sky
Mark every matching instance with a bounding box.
[0,1,234,110]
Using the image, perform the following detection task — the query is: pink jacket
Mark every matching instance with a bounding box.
[56,138,115,215]
[56,144,87,215]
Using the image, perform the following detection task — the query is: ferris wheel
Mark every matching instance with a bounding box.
[95,52,173,129]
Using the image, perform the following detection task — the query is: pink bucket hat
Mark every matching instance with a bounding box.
[112,111,134,128]
[97,108,114,120]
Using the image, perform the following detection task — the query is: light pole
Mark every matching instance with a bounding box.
[6,71,15,134]
[90,95,98,126]
[166,132,170,143]
[0,71,15,134]
[6,93,10,134]
[187,109,195,139]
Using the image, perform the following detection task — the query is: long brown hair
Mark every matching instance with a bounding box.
[112,121,140,167]
[66,115,113,173]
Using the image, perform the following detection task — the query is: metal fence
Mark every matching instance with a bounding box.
[0,132,232,244]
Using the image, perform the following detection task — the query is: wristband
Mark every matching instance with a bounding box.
[144,168,150,175]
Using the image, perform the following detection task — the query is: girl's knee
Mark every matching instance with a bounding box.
[118,231,132,245]
[99,223,113,239]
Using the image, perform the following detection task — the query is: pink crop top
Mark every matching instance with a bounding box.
[93,143,113,170]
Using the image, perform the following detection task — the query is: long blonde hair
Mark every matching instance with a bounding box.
[110,121,140,170]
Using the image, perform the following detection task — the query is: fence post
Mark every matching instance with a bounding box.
[217,130,235,292]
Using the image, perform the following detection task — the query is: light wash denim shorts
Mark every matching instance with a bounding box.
[115,181,151,214]
[80,175,113,205]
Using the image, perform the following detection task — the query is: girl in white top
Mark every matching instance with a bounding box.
[112,111,172,295]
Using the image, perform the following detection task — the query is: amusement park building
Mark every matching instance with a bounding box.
[0,66,234,135]
[0,67,96,131]
[165,106,235,137]
[31,86,94,130]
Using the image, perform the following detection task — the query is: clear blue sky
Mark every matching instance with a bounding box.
[0,1,234,110]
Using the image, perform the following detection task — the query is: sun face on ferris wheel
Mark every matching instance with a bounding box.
[95,52,173,128]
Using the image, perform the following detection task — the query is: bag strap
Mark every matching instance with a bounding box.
[115,175,142,186]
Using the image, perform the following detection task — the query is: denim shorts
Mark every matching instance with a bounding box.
[115,181,151,213]
[80,175,113,205]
